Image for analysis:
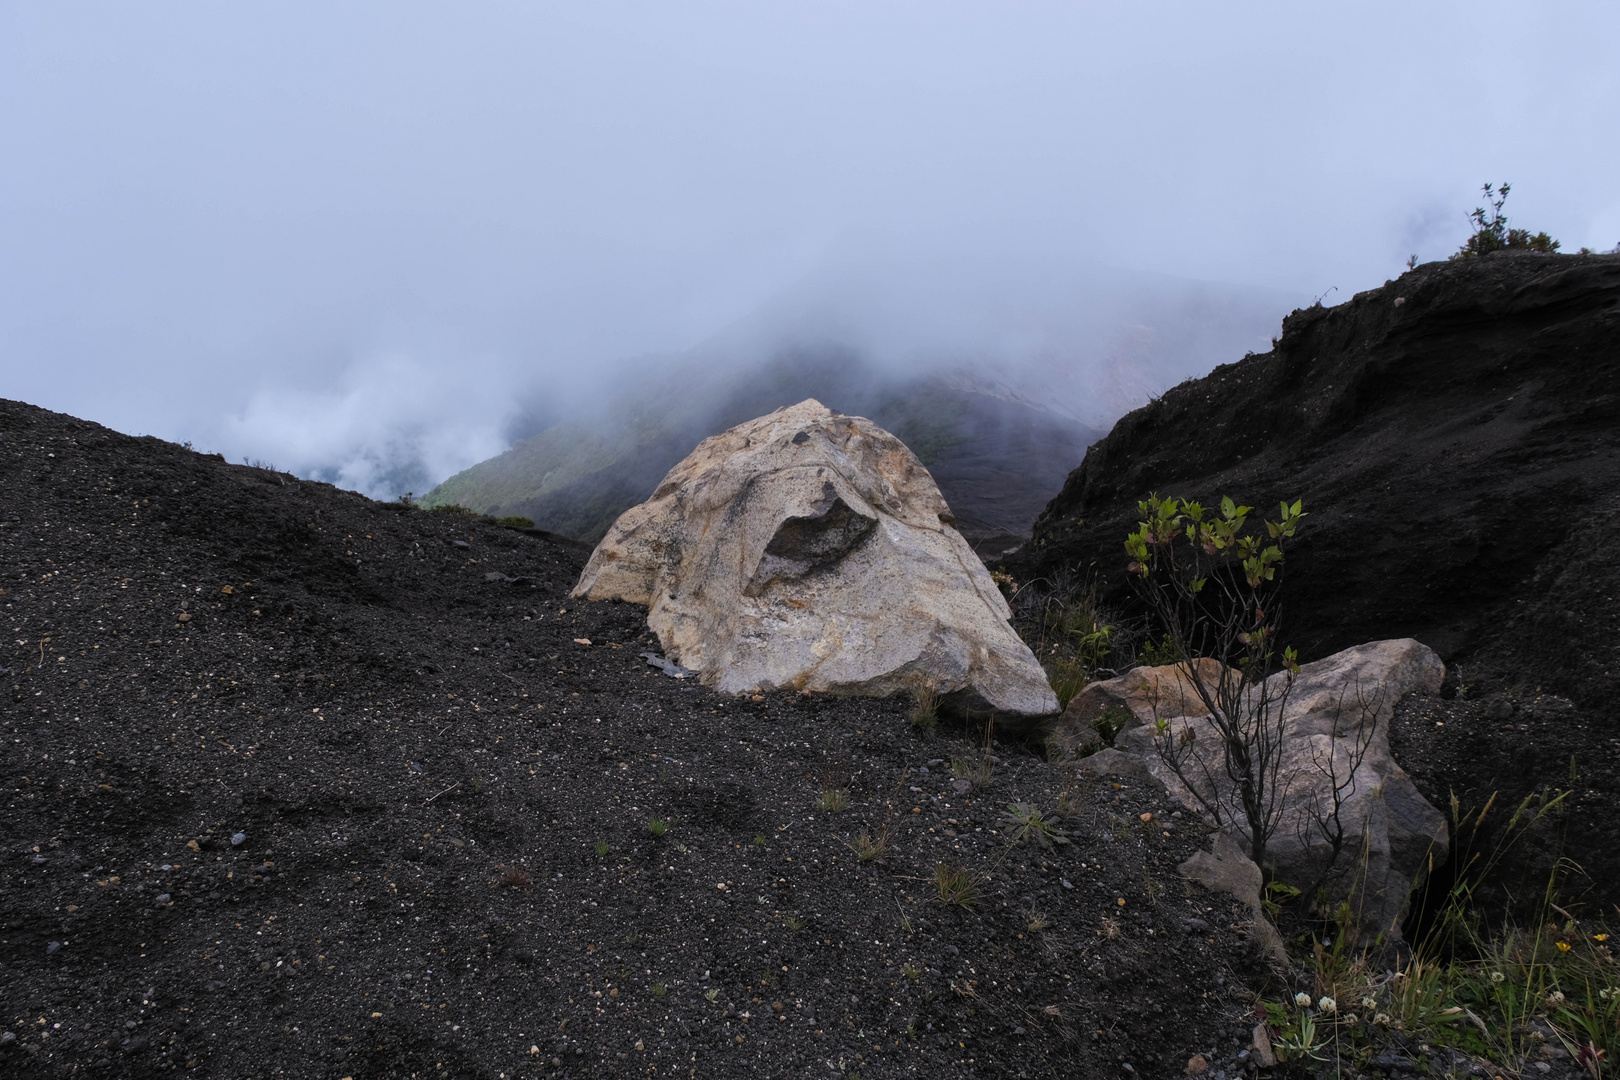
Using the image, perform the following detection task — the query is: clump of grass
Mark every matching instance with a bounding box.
[902,963,922,981]
[647,817,669,837]
[428,502,481,517]
[851,831,888,863]
[593,839,610,857]
[648,983,667,1000]
[849,766,908,863]
[752,833,767,848]
[1099,917,1122,940]
[950,754,994,790]
[1046,658,1089,711]
[1026,911,1052,934]
[933,863,981,908]
[908,684,940,733]
[999,803,1071,848]
[703,988,720,1003]
[817,787,849,812]
[784,915,806,931]
[497,515,535,530]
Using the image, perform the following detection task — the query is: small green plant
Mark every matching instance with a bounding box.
[817,787,850,812]
[497,515,535,529]
[1268,997,1331,1064]
[998,803,1071,848]
[902,963,922,981]
[933,863,981,908]
[851,830,888,863]
[752,833,767,847]
[784,916,806,931]
[703,988,720,1003]
[649,982,667,999]
[1027,912,1052,934]
[1091,704,1131,746]
[428,502,481,517]
[470,776,487,794]
[648,817,669,837]
[594,839,610,857]
[1045,658,1089,712]
[908,684,940,733]
[1136,633,1183,667]
[950,754,993,790]
[1451,182,1560,260]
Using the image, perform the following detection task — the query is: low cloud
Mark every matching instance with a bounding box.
[212,353,519,500]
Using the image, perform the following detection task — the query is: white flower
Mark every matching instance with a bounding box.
[1489,971,1505,984]
[1294,992,1312,1007]
[1360,996,1378,1010]
[1373,1013,1392,1026]
[1318,997,1337,1014]
[1547,990,1566,1005]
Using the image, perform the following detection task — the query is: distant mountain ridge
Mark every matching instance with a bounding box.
[422,347,1106,555]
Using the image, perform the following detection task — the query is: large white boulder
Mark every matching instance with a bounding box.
[571,399,1059,720]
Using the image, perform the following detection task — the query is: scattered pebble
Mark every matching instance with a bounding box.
[230,832,247,847]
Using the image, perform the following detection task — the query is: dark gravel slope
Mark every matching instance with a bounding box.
[0,399,1270,1079]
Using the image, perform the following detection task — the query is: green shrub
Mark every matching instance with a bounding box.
[497,515,535,529]
[1451,183,1560,260]
[429,503,481,517]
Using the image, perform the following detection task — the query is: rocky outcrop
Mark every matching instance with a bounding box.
[572,400,1060,720]
[1077,640,1448,941]
[1010,253,1620,709]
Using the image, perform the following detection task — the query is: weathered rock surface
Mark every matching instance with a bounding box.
[1178,832,1287,966]
[1092,640,1448,940]
[572,399,1060,719]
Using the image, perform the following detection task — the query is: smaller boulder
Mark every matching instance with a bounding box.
[1092,639,1448,943]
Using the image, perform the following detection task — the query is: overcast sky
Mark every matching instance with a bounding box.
[3,2,1617,493]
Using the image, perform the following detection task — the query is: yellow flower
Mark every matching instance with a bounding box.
[1556,941,1572,952]
[1594,934,1610,942]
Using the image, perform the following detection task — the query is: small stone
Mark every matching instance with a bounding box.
[125,1021,138,1030]
[177,612,191,623]
[154,894,171,905]
[0,1031,14,1046]
[1184,918,1210,933]
[1060,878,1074,890]
[230,832,247,847]
[46,941,61,955]
[452,540,470,549]
[1185,1053,1209,1075]
[950,779,973,796]
[30,854,45,864]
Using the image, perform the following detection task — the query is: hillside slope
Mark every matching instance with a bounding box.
[0,398,1268,1078]
[1013,252,1620,688]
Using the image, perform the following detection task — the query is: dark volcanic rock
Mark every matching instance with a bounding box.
[1013,252,1620,701]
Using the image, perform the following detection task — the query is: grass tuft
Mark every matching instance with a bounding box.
[933,863,981,908]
